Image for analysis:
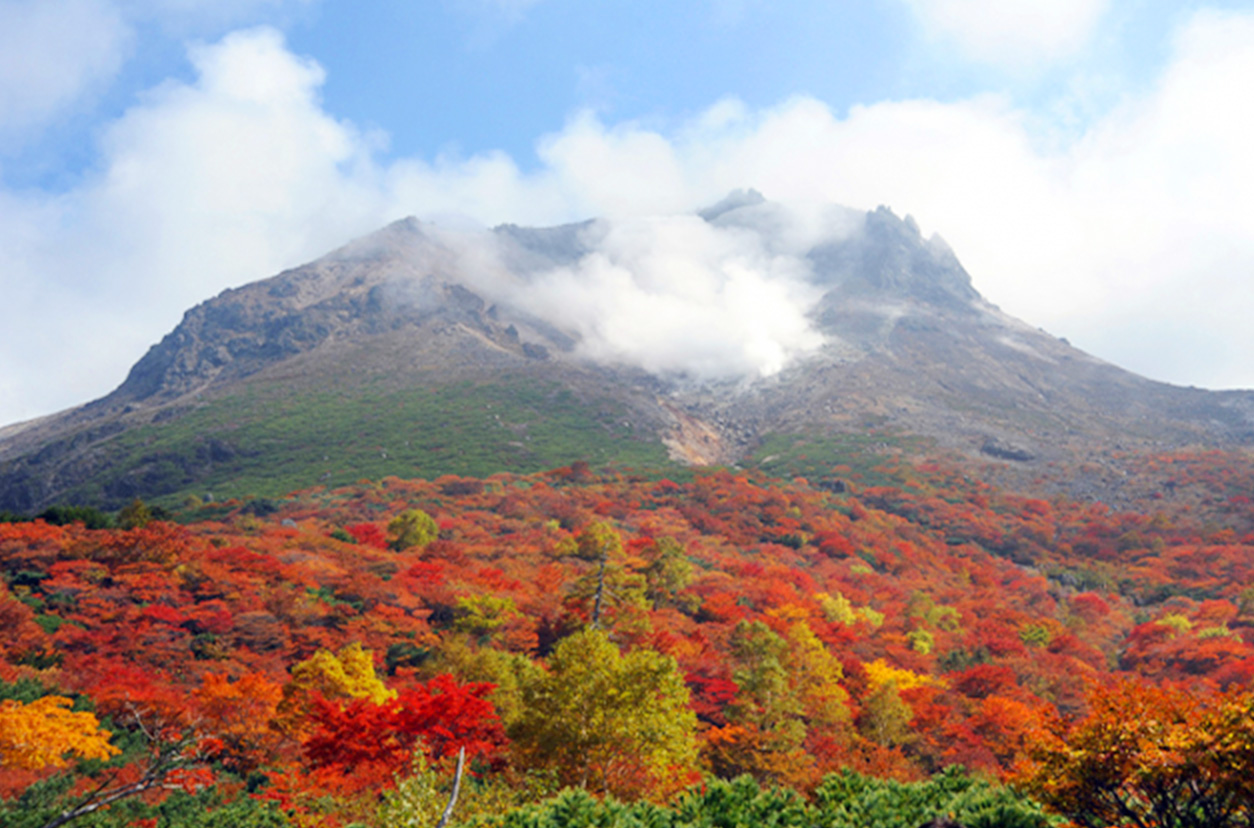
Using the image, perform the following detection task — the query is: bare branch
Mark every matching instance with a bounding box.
[435,747,466,828]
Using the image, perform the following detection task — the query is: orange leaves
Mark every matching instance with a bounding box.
[0,695,118,770]
[704,723,817,792]
[0,519,66,549]
[195,672,284,771]
[1018,680,1254,828]
[6,449,1254,805]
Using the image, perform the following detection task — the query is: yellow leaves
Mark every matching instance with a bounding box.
[816,592,856,625]
[859,607,885,629]
[575,521,622,562]
[906,628,935,654]
[1197,624,1240,640]
[276,642,393,733]
[864,659,946,692]
[388,509,438,551]
[784,622,851,731]
[767,603,810,626]
[1156,612,1194,637]
[298,642,393,705]
[0,695,119,770]
[815,591,883,628]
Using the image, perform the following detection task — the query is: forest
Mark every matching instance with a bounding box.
[5,448,1254,827]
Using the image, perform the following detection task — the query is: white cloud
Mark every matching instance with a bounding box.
[498,216,828,379]
[4,8,1254,426]
[901,0,1111,67]
[0,0,316,144]
[80,26,389,307]
[0,27,392,424]
[0,0,131,136]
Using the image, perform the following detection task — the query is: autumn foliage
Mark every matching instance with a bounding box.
[4,447,1254,824]
[1019,679,1254,827]
[0,696,117,770]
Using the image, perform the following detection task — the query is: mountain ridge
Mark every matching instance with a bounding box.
[2,194,1252,512]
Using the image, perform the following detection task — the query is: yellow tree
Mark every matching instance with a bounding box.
[388,509,438,551]
[857,660,942,748]
[784,621,851,733]
[0,696,118,770]
[275,642,393,733]
[512,628,698,800]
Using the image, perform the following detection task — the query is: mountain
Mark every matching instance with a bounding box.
[2,191,1253,513]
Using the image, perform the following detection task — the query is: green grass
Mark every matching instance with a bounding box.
[58,379,675,508]
[746,431,923,488]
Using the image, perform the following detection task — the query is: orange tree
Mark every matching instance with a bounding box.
[0,696,117,771]
[1017,679,1254,828]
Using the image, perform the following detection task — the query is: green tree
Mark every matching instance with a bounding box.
[116,498,153,530]
[36,505,111,529]
[857,682,914,748]
[512,628,698,800]
[566,522,647,631]
[815,766,1058,828]
[489,768,1055,828]
[428,634,542,729]
[783,621,851,733]
[727,620,805,753]
[642,537,695,611]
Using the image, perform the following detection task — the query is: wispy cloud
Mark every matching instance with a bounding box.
[0,0,131,138]
[0,0,315,143]
[448,0,546,31]
[900,0,1111,68]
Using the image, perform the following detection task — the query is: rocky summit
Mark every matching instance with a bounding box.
[2,191,1252,512]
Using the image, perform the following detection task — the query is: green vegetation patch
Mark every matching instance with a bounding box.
[57,379,674,509]
[487,768,1057,828]
[747,431,924,488]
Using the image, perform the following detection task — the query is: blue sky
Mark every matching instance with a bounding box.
[2,0,1254,426]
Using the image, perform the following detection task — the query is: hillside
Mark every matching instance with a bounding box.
[5,448,1254,825]
[3,192,1253,513]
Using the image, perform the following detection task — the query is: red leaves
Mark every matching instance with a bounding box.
[138,604,186,626]
[346,523,388,549]
[83,660,192,730]
[686,674,739,727]
[303,674,504,792]
[952,664,1018,700]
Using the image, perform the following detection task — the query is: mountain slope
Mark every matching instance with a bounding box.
[2,194,1252,512]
